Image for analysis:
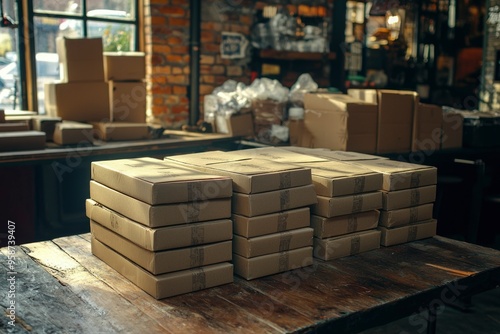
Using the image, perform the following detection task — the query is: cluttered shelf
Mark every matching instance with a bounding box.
[258,49,336,60]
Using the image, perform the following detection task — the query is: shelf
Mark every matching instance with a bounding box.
[258,49,336,61]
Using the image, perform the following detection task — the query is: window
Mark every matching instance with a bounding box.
[0,0,141,113]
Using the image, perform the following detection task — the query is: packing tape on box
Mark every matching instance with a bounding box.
[277,212,288,231]
[409,207,419,224]
[280,190,290,211]
[278,252,289,272]
[347,215,358,233]
[352,195,364,213]
[190,247,205,267]
[192,268,206,291]
[191,225,205,245]
[408,225,418,241]
[410,189,421,206]
[410,172,421,188]
[187,182,203,201]
[354,177,366,194]
[350,235,361,255]
[279,232,292,252]
[280,172,292,189]
[186,202,201,222]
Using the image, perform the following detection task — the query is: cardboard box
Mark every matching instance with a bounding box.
[230,147,328,164]
[412,103,443,152]
[382,185,436,211]
[313,230,381,261]
[379,203,434,228]
[86,199,232,251]
[53,121,93,145]
[215,112,254,137]
[251,99,287,124]
[45,82,111,122]
[232,184,317,217]
[57,37,104,82]
[312,191,382,218]
[91,122,149,141]
[89,181,231,227]
[302,150,388,162]
[347,88,378,103]
[279,146,331,156]
[349,159,437,191]
[91,237,233,299]
[233,228,313,258]
[441,112,464,149]
[303,94,378,153]
[379,219,437,246]
[288,119,312,147]
[91,157,233,205]
[0,131,45,151]
[233,207,310,238]
[377,90,418,154]
[110,81,147,123]
[311,210,380,238]
[0,122,30,132]
[103,51,146,81]
[91,221,232,275]
[233,246,313,280]
[31,116,62,141]
[0,109,4,123]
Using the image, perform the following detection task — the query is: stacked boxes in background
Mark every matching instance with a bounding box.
[86,157,234,299]
[165,151,317,280]
[251,99,288,145]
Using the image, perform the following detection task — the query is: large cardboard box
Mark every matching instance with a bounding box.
[233,228,313,258]
[303,93,378,153]
[215,112,254,137]
[86,199,232,251]
[288,119,314,147]
[231,147,328,164]
[412,103,443,152]
[233,246,313,280]
[382,185,436,211]
[91,221,232,275]
[103,52,146,81]
[110,81,147,123]
[347,88,378,103]
[441,112,464,149]
[233,207,310,238]
[312,191,382,218]
[91,237,233,299]
[232,184,317,217]
[0,131,45,151]
[302,150,387,162]
[45,82,111,122]
[376,90,418,154]
[91,157,232,205]
[378,219,437,246]
[91,122,149,141]
[31,116,62,141]
[53,121,93,145]
[0,122,29,132]
[57,37,104,82]
[311,210,380,238]
[89,181,231,227]
[313,230,381,261]
[379,203,434,228]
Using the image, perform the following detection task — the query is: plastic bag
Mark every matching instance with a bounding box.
[289,73,318,107]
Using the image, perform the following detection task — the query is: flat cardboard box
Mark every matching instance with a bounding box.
[378,219,437,246]
[233,227,313,258]
[91,122,149,141]
[91,157,233,205]
[312,191,383,218]
[232,184,317,217]
[89,181,231,227]
[347,88,378,103]
[311,210,380,238]
[442,112,464,149]
[45,82,111,122]
[57,37,104,82]
[382,185,436,211]
[0,122,30,132]
[53,121,94,145]
[110,81,147,123]
[91,221,232,275]
[279,146,331,156]
[86,199,232,251]
[0,131,45,151]
[379,203,434,228]
[91,237,233,299]
[233,207,310,238]
[303,93,378,153]
[377,90,418,154]
[302,150,388,162]
[31,116,62,141]
[104,51,146,81]
[232,147,328,164]
[349,159,437,191]
[313,230,381,261]
[215,112,254,137]
[233,246,313,280]
[412,103,443,152]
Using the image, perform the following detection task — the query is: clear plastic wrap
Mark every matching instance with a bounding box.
[289,73,318,107]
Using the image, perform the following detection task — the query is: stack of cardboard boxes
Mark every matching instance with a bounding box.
[165,151,317,280]
[86,157,234,299]
[0,110,46,151]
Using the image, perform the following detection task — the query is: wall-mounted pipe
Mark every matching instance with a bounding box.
[189,0,201,126]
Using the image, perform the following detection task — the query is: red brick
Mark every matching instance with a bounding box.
[172,66,183,75]
[165,95,180,104]
[167,75,188,84]
[153,45,172,54]
[240,16,253,25]
[167,36,183,45]
[211,65,225,75]
[171,0,188,5]
[200,65,212,74]
[169,17,189,27]
[203,43,220,53]
[172,105,188,114]
[183,66,190,74]
[200,55,215,65]
[201,31,215,43]
[215,76,228,85]
[200,84,215,95]
[201,22,222,31]
[151,75,167,84]
[166,54,183,63]
[201,75,215,84]
[152,65,171,75]
[153,97,164,106]
[159,6,186,16]
[171,45,189,54]
[151,86,173,95]
[150,16,166,26]
[152,105,167,116]
[151,54,164,66]
[227,66,243,76]
[180,96,189,104]
[173,86,187,95]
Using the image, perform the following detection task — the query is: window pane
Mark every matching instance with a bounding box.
[58,19,84,39]
[33,0,82,15]
[86,0,134,19]
[0,0,20,110]
[88,21,136,51]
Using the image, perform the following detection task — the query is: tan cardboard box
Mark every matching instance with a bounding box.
[91,237,233,299]
[215,112,254,137]
[91,221,232,275]
[379,203,434,228]
[379,219,437,246]
[382,185,436,211]
[86,199,232,251]
[232,147,328,164]
[0,109,4,123]
[57,37,104,82]
[279,146,331,155]
[303,150,388,161]
[0,131,45,151]
[0,122,29,132]
[232,184,317,217]
[441,112,464,149]
[31,116,62,141]
[91,122,149,141]
[110,81,147,123]
[45,82,111,122]
[303,93,378,153]
[412,103,443,152]
[311,210,380,238]
[312,191,382,218]
[103,51,146,81]
[347,88,378,103]
[313,230,381,261]
[89,181,231,227]
[233,207,310,238]
[349,159,437,191]
[91,157,232,205]
[288,119,314,147]
[233,246,313,280]
[233,227,313,258]
[53,121,93,145]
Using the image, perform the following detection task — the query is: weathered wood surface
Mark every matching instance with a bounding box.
[1,235,500,334]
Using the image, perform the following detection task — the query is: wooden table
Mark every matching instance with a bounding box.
[1,235,499,333]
